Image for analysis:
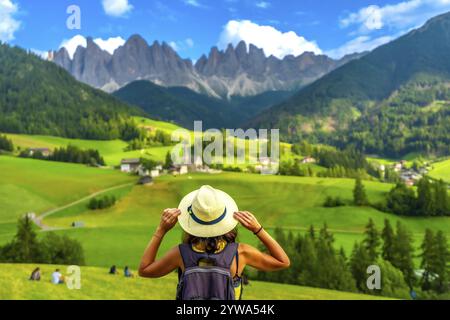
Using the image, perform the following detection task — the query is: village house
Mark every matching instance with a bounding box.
[120,159,141,173]
[394,163,403,172]
[28,148,51,157]
[301,156,316,164]
[170,165,189,176]
[151,169,160,178]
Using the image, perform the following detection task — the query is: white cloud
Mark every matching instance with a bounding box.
[60,35,87,59]
[168,41,178,51]
[102,0,133,17]
[326,35,395,59]
[218,20,322,59]
[0,0,21,42]
[169,38,195,52]
[30,48,49,60]
[256,1,270,9]
[184,0,201,7]
[185,38,194,48]
[341,0,450,34]
[93,36,126,54]
[60,35,126,59]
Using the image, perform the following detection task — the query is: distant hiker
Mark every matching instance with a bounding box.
[109,265,118,275]
[29,267,41,281]
[124,266,133,278]
[139,185,290,300]
[51,269,64,284]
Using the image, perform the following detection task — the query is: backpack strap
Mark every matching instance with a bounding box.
[234,243,240,278]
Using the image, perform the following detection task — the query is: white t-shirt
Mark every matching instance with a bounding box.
[52,272,62,284]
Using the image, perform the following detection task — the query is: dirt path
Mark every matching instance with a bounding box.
[32,182,135,230]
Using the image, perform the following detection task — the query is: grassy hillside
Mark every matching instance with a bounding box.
[0,264,389,300]
[0,156,135,242]
[23,172,449,268]
[4,133,172,165]
[429,158,450,183]
[5,115,296,167]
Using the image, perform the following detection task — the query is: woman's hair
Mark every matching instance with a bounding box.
[183,228,238,254]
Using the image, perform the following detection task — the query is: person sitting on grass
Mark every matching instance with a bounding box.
[29,267,41,281]
[124,266,134,278]
[51,269,64,285]
[139,185,290,300]
[109,265,118,275]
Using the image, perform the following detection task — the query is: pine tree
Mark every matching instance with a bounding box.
[419,229,436,291]
[434,180,448,216]
[417,178,435,216]
[353,177,368,206]
[350,242,372,292]
[319,223,334,246]
[381,219,396,263]
[0,216,41,263]
[308,225,316,239]
[298,235,317,287]
[164,151,173,169]
[434,231,449,293]
[363,218,380,262]
[392,222,416,288]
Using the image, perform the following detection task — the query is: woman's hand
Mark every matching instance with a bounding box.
[158,208,181,233]
[234,211,262,233]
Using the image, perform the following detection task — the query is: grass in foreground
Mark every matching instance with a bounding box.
[0,264,390,300]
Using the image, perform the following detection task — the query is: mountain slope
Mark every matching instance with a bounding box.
[251,12,450,157]
[0,43,141,140]
[51,35,362,98]
[113,80,292,129]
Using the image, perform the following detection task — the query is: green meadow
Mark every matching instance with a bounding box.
[1,127,449,300]
[0,264,389,300]
[429,158,450,183]
[5,133,173,165]
[0,157,442,267]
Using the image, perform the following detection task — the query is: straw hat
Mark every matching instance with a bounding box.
[178,185,238,237]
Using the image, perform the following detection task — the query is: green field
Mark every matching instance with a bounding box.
[4,115,297,168]
[13,169,443,269]
[0,264,389,300]
[0,156,135,242]
[5,133,173,165]
[429,159,450,183]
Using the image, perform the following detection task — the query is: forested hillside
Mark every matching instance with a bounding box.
[0,44,142,140]
[251,12,450,157]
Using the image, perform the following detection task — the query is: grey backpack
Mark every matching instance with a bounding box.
[176,242,240,300]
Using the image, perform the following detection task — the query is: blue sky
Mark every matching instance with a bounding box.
[2,0,450,60]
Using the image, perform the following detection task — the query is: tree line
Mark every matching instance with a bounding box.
[379,178,449,217]
[253,219,449,299]
[19,145,105,166]
[0,216,85,266]
[126,129,174,151]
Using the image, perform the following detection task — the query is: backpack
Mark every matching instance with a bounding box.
[176,242,240,300]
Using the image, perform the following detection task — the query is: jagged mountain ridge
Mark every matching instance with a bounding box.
[51,35,364,98]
